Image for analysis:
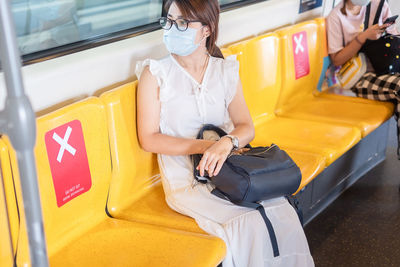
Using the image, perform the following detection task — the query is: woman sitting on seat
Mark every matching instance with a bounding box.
[136,0,314,266]
[327,0,400,158]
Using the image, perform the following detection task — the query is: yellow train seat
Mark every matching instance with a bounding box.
[0,139,19,255]
[221,47,232,57]
[100,82,206,233]
[313,17,395,109]
[274,20,393,137]
[4,97,225,266]
[284,149,325,194]
[0,181,14,267]
[0,140,15,267]
[228,32,360,166]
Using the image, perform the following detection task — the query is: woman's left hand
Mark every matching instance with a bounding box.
[197,137,233,177]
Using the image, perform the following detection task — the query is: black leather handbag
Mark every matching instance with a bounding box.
[361,0,400,76]
[192,124,302,257]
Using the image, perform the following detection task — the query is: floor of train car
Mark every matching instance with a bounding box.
[305,117,400,267]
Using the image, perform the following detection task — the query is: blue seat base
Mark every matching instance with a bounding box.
[297,118,391,225]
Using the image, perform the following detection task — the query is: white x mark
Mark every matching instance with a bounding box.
[294,34,304,55]
[52,126,76,163]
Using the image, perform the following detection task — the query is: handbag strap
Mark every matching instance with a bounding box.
[364,2,371,30]
[374,0,386,26]
[364,0,386,31]
[211,189,280,257]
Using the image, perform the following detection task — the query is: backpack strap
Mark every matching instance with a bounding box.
[196,124,228,139]
[192,124,254,184]
[192,124,229,184]
[211,189,280,257]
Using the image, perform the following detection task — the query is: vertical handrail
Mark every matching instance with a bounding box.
[0,1,49,266]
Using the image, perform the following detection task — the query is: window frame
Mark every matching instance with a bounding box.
[20,0,268,66]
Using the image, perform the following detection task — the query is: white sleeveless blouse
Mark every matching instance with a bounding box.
[136,55,314,267]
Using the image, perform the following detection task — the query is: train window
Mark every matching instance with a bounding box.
[8,0,266,65]
[13,0,163,56]
[219,0,244,4]
[219,0,267,9]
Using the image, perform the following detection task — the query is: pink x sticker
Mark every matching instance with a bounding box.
[45,120,92,207]
[292,31,310,80]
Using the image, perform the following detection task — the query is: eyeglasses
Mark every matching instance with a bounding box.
[159,17,202,32]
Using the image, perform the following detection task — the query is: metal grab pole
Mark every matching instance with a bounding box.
[0,1,49,266]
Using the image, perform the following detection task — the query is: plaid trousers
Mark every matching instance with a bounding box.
[352,72,400,158]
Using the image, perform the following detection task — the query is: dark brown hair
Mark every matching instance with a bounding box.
[341,0,350,15]
[164,0,224,59]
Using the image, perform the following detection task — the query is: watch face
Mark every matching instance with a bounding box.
[230,136,239,148]
[233,137,239,148]
[226,135,239,148]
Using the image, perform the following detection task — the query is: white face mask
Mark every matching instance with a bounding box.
[350,0,371,6]
[163,26,206,56]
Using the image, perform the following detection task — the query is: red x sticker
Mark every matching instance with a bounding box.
[292,31,310,80]
[45,120,92,207]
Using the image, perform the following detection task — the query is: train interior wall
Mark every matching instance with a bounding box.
[0,0,328,114]
[1,0,400,114]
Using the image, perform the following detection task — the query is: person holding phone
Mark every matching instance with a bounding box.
[327,0,400,158]
[384,15,398,26]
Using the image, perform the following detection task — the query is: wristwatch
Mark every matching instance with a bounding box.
[224,135,239,150]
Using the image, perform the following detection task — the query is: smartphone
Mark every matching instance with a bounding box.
[384,15,398,25]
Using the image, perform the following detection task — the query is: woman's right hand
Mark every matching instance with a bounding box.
[197,137,233,178]
[360,24,389,41]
